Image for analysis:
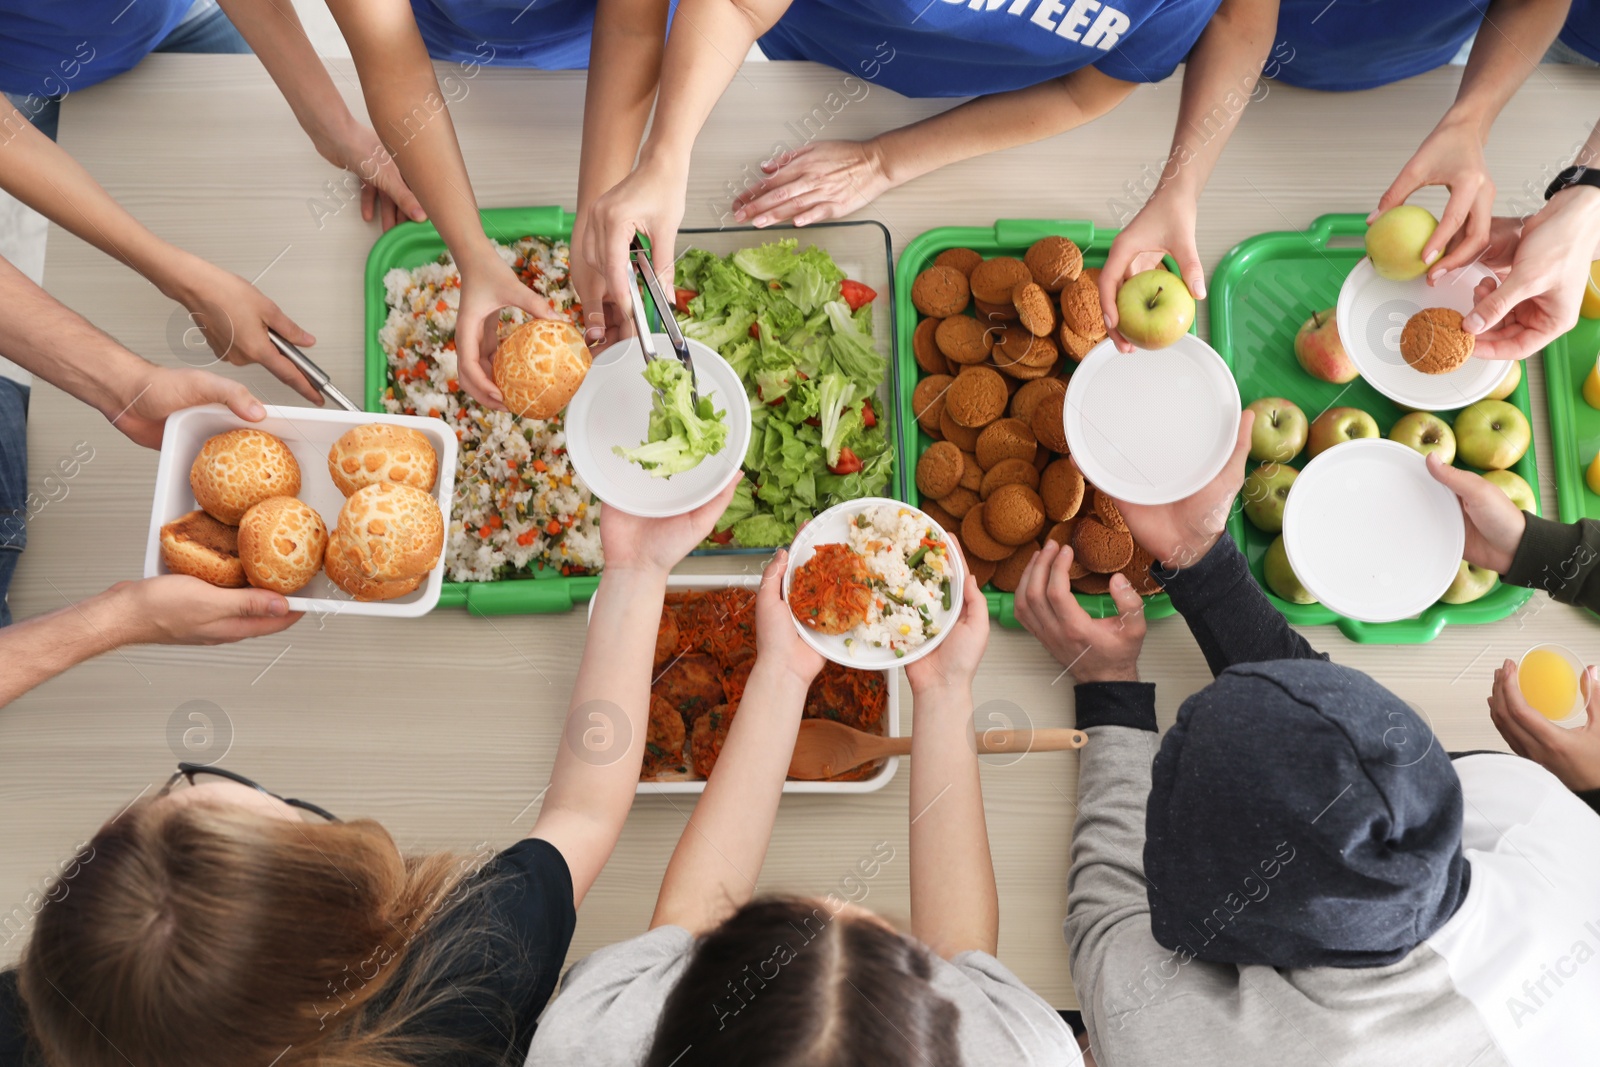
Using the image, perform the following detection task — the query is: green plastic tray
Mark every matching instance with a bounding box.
[1541,314,1600,527]
[1209,213,1538,643]
[363,205,599,617]
[895,219,1191,629]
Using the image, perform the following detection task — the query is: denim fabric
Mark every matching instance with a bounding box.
[0,378,29,627]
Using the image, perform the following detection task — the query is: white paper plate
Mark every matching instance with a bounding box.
[1336,259,1502,410]
[1282,439,1464,622]
[566,335,752,519]
[144,404,457,618]
[1063,334,1241,506]
[782,497,964,669]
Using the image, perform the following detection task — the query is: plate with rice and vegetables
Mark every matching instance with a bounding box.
[784,498,965,668]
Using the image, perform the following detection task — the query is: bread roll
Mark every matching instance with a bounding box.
[190,429,301,524]
[326,423,438,497]
[237,496,328,595]
[334,481,443,581]
[324,530,424,601]
[159,510,247,588]
[492,319,590,419]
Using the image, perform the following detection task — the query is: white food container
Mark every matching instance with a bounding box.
[588,573,900,794]
[144,404,458,618]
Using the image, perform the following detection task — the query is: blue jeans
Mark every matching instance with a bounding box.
[4,2,250,141]
[0,379,29,628]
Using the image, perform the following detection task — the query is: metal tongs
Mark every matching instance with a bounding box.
[626,236,699,405]
[267,329,360,411]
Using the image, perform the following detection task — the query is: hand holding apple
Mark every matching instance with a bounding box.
[1424,452,1525,573]
[1114,269,1195,350]
[1389,411,1456,465]
[1293,308,1358,385]
[1246,397,1307,462]
[1440,559,1497,604]
[1453,399,1530,471]
[1366,205,1441,281]
[1307,406,1380,459]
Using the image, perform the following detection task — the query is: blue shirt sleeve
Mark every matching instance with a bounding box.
[1094,0,1222,83]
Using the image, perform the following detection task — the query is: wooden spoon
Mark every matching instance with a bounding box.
[787,719,1088,780]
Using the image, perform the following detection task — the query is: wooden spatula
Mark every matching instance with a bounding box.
[787,719,1088,780]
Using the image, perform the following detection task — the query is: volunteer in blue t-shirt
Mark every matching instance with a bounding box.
[1551,0,1600,63]
[580,0,1278,359]
[1269,0,1570,282]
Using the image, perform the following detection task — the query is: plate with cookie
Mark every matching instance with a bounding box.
[145,404,457,617]
[1336,259,1502,411]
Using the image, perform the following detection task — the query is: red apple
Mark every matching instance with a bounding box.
[1294,308,1358,385]
[1307,406,1380,459]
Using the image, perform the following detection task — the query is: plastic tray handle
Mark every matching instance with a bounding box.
[993,219,1097,250]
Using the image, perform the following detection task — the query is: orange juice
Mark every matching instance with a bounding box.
[1583,262,1600,321]
[1584,358,1600,410]
[1520,648,1580,720]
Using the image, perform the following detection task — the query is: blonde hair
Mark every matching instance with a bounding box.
[18,796,504,1067]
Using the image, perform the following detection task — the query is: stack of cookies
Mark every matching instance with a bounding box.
[908,237,1163,600]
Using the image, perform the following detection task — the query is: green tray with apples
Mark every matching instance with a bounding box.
[895,218,1193,629]
[1541,314,1600,525]
[1209,213,1538,644]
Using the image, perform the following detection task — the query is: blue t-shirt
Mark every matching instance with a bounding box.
[1269,0,1484,92]
[410,0,598,68]
[0,0,191,96]
[1559,0,1600,61]
[757,0,1223,99]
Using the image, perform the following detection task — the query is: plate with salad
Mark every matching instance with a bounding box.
[670,235,897,548]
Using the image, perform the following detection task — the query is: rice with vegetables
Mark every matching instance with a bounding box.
[837,505,956,658]
[378,236,603,583]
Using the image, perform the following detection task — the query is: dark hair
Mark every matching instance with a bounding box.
[643,897,961,1066]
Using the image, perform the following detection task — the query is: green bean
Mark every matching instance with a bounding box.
[941,580,952,611]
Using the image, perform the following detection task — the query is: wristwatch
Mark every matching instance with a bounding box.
[1545,164,1600,201]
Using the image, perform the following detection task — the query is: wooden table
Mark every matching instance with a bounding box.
[7,56,1599,1007]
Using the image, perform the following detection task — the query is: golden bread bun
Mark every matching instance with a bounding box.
[492,319,591,419]
[159,510,247,588]
[326,423,439,497]
[237,496,328,595]
[324,531,425,602]
[190,429,301,524]
[334,481,444,581]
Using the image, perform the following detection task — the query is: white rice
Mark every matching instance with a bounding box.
[378,236,603,583]
[841,504,955,657]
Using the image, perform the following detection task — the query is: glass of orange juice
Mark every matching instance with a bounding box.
[1518,644,1589,727]
[1582,261,1600,321]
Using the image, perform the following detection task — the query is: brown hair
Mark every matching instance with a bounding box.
[18,796,499,1067]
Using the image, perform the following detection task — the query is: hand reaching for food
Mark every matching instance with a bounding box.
[731,141,894,229]
[1013,540,1146,684]
[1490,659,1600,794]
[598,473,742,576]
[168,259,322,404]
[1374,115,1493,280]
[453,254,562,411]
[1098,189,1205,354]
[579,161,686,349]
[1424,453,1525,574]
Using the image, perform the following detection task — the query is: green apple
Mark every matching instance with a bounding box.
[1487,361,1521,401]
[1307,406,1381,459]
[1440,559,1498,605]
[1246,397,1308,462]
[1366,205,1441,281]
[1388,411,1456,465]
[1454,399,1531,471]
[1115,269,1196,349]
[1293,308,1358,384]
[1264,535,1317,604]
[1483,469,1537,514]
[1243,462,1298,533]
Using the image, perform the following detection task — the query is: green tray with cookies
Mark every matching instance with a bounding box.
[1209,213,1538,644]
[894,219,1185,629]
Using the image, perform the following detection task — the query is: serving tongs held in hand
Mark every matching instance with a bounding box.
[266,329,360,412]
[627,236,698,406]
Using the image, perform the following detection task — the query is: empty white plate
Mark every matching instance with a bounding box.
[1336,259,1502,410]
[566,335,752,519]
[1282,439,1464,622]
[1063,334,1241,506]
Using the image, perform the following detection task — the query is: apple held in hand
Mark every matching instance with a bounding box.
[1264,535,1317,604]
[1246,397,1308,463]
[1243,462,1298,533]
[1307,406,1380,459]
[1389,411,1456,465]
[1366,205,1441,281]
[1440,559,1497,605]
[1293,308,1358,385]
[1454,399,1530,471]
[1483,469,1537,514]
[1487,362,1520,402]
[1115,269,1195,349]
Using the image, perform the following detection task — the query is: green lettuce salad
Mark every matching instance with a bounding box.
[614,358,728,477]
[673,239,892,547]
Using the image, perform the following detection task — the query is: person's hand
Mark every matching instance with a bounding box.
[1373,114,1494,278]
[1490,659,1600,794]
[730,141,895,229]
[167,258,323,404]
[109,575,302,645]
[598,473,741,576]
[754,547,826,686]
[1014,539,1145,684]
[904,570,989,694]
[309,118,427,232]
[1115,411,1253,571]
[569,213,630,352]
[454,250,561,410]
[1460,188,1600,361]
[1099,187,1204,354]
[109,367,267,449]
[579,159,687,348]
[1424,453,1526,573]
